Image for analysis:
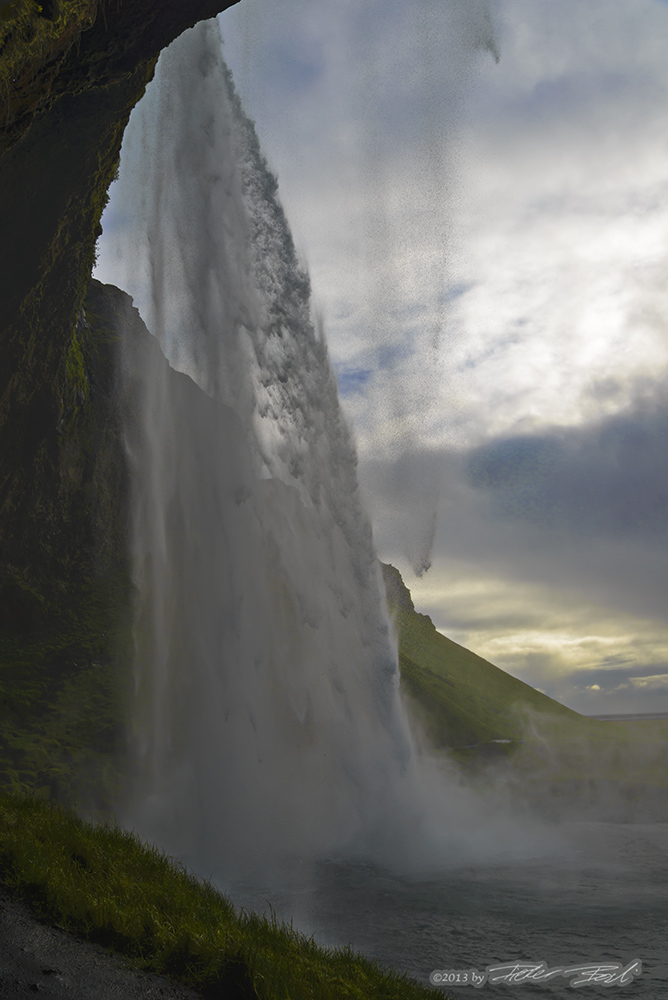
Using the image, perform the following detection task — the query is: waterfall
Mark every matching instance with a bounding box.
[103,19,422,881]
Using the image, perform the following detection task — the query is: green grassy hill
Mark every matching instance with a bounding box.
[381,563,579,751]
[382,563,668,820]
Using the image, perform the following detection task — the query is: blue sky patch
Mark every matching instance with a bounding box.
[336,367,373,395]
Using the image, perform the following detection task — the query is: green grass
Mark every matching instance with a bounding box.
[0,570,133,809]
[0,792,448,1000]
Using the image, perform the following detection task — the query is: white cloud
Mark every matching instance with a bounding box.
[221,0,668,454]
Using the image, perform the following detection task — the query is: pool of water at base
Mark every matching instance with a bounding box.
[226,821,668,999]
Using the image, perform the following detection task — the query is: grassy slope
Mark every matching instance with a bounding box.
[383,564,668,814]
[0,578,132,806]
[0,792,449,1000]
[397,604,579,748]
[382,562,579,750]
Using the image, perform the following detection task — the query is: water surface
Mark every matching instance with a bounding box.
[230,821,668,998]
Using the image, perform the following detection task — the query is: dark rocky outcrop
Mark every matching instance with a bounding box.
[380,562,416,615]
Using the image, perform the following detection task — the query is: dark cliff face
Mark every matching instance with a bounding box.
[0,0,239,805]
[380,563,416,615]
[0,279,138,806]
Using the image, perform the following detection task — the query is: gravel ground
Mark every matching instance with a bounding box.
[0,885,203,1000]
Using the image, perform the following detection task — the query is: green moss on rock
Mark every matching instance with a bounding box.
[0,280,136,809]
[0,0,98,133]
[65,326,88,402]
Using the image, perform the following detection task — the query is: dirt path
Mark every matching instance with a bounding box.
[0,885,201,1000]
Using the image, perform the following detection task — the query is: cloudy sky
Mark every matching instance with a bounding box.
[214,0,668,716]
